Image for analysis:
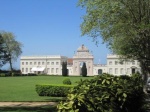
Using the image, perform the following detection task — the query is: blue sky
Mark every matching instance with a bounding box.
[0,0,110,69]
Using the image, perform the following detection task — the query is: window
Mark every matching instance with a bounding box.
[120,68,124,74]
[34,62,36,65]
[127,61,130,65]
[56,62,59,65]
[26,68,28,72]
[30,62,32,65]
[115,68,118,74]
[56,68,59,73]
[26,62,28,65]
[132,61,135,65]
[127,68,130,74]
[47,62,50,65]
[22,62,24,65]
[109,68,112,74]
[22,68,24,72]
[30,68,32,72]
[47,68,50,73]
[115,61,118,65]
[38,62,40,65]
[42,62,44,65]
[51,68,54,73]
[51,62,54,65]
[109,61,112,65]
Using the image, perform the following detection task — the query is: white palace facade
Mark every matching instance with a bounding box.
[20,45,141,76]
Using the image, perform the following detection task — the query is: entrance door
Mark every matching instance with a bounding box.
[98,69,103,75]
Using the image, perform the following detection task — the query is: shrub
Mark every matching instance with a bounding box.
[57,73,146,112]
[28,73,37,76]
[0,73,5,77]
[63,78,72,85]
[35,84,73,97]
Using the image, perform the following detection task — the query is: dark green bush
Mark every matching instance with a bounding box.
[0,73,5,77]
[36,84,73,97]
[63,78,72,85]
[57,73,146,112]
[28,73,37,76]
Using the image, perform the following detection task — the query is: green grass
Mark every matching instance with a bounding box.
[0,76,93,101]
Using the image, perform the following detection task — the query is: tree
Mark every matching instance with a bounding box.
[62,61,68,76]
[0,31,22,73]
[78,0,150,81]
[0,34,10,67]
[81,62,87,77]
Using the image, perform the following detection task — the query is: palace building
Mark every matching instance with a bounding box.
[20,45,141,76]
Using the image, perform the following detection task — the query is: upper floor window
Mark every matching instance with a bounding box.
[51,62,54,65]
[42,62,44,65]
[109,61,112,65]
[22,62,24,65]
[38,62,40,65]
[56,62,59,65]
[34,62,36,65]
[26,62,28,65]
[30,62,32,65]
[47,62,50,65]
[132,61,135,65]
[115,61,118,65]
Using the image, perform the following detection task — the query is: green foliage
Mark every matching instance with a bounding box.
[78,0,150,79]
[0,31,22,72]
[57,73,146,112]
[81,62,87,77]
[63,78,72,85]
[36,84,73,97]
[62,61,68,76]
[0,73,5,77]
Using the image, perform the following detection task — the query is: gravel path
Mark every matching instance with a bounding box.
[0,102,57,107]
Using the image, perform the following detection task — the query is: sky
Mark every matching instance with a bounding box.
[0,0,110,70]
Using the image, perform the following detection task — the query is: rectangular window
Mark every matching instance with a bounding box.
[51,62,54,65]
[26,62,28,65]
[30,68,32,72]
[38,62,40,65]
[120,68,124,74]
[42,62,44,65]
[115,68,118,74]
[26,68,28,72]
[30,62,32,65]
[132,61,135,65]
[47,68,50,73]
[115,61,118,65]
[51,68,54,73]
[34,62,36,65]
[22,68,24,72]
[22,62,24,65]
[127,68,130,74]
[47,62,50,65]
[56,62,59,65]
[109,68,112,74]
[56,68,59,73]
[109,61,112,65]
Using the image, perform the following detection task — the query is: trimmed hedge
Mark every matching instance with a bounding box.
[35,84,74,97]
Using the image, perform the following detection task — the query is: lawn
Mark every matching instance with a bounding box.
[0,76,93,101]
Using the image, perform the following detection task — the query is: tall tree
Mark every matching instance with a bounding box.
[0,34,10,67]
[1,31,22,72]
[78,0,150,81]
[81,62,87,77]
[62,61,68,76]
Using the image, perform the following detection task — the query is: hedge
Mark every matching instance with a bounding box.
[35,84,74,97]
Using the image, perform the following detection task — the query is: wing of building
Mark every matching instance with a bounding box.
[20,45,141,76]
